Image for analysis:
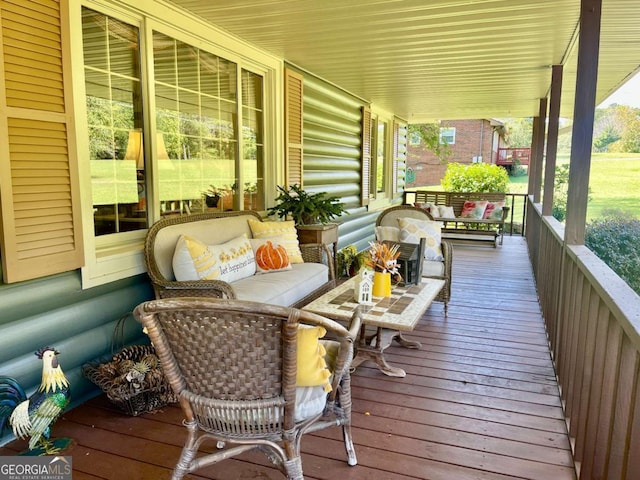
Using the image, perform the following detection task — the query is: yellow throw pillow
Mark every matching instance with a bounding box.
[248,219,304,263]
[297,325,332,392]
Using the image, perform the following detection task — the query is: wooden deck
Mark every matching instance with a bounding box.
[0,237,576,480]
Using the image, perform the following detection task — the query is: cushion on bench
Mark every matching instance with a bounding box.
[231,262,329,306]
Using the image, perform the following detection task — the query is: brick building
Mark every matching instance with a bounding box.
[407,119,506,187]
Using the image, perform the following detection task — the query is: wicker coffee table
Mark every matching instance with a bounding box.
[303,276,444,377]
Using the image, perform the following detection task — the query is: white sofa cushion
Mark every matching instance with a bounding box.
[231,262,329,306]
[423,259,445,276]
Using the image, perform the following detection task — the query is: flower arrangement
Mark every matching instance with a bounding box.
[365,241,400,276]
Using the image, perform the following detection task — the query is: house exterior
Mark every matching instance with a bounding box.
[0,0,406,419]
[406,119,506,187]
[1,3,640,477]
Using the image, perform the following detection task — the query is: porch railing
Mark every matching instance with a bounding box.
[526,198,640,480]
[497,147,531,166]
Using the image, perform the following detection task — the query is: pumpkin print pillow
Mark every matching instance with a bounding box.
[250,236,292,274]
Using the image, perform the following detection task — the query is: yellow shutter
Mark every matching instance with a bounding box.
[361,106,371,206]
[284,68,303,188]
[0,0,83,283]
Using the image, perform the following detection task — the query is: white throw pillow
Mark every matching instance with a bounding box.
[173,234,256,283]
[438,205,455,218]
[397,217,444,262]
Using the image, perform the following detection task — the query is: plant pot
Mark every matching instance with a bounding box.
[372,271,392,297]
[205,195,220,208]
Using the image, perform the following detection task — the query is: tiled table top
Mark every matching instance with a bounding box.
[303,276,444,331]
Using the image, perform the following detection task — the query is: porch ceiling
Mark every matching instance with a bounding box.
[165,0,640,122]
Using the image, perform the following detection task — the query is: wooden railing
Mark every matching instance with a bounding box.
[497,147,531,166]
[526,198,640,480]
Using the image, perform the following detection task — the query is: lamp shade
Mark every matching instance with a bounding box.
[124,129,144,169]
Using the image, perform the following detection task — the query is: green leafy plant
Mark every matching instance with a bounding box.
[586,212,640,295]
[337,245,367,277]
[441,163,509,193]
[267,184,347,225]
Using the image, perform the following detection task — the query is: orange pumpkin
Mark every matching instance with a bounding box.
[256,240,290,271]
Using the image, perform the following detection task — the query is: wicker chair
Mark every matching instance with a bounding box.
[376,205,453,313]
[133,297,361,480]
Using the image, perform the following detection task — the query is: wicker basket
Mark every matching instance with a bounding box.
[83,344,178,416]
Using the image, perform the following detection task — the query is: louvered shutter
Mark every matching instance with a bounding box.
[392,121,399,194]
[361,106,371,206]
[284,68,303,187]
[0,0,84,283]
[392,119,407,195]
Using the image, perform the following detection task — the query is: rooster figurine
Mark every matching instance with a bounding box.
[0,347,71,455]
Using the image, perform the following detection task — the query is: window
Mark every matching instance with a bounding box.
[375,118,388,194]
[82,10,146,236]
[78,4,276,287]
[409,131,421,146]
[82,8,266,237]
[439,127,456,145]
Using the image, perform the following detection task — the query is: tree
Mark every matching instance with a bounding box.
[408,123,451,162]
[502,118,533,147]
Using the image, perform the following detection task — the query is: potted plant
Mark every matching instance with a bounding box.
[203,185,226,208]
[267,184,347,225]
[337,244,367,278]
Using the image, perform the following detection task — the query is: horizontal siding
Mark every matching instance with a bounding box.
[0,272,154,446]
[287,65,374,253]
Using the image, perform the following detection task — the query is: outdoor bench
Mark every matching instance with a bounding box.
[403,190,510,247]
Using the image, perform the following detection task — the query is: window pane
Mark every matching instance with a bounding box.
[241,69,264,211]
[82,8,147,236]
[153,32,240,215]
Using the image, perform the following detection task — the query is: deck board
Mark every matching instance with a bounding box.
[0,237,576,480]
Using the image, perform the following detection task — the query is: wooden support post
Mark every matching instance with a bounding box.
[528,98,548,203]
[565,0,602,245]
[543,65,564,216]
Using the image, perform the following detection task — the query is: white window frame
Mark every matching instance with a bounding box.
[439,126,456,145]
[409,131,421,146]
[71,0,283,288]
[369,107,393,208]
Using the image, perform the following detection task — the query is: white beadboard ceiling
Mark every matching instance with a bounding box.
[165,0,640,121]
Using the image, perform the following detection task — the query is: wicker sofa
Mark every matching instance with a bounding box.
[144,211,335,308]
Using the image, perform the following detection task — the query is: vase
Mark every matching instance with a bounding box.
[372,271,392,297]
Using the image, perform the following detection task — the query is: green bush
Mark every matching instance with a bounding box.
[585,213,640,295]
[441,163,509,192]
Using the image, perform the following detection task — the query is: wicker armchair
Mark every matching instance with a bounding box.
[376,205,453,313]
[133,297,361,480]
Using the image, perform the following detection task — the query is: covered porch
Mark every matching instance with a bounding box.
[1,234,577,479]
